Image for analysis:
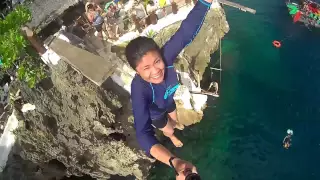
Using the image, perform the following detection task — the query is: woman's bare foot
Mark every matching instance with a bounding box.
[170,135,183,147]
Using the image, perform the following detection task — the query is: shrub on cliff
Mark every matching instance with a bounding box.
[0,5,46,88]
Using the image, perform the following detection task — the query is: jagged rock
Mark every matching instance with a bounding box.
[5,61,153,180]
[1,2,229,180]
[153,6,229,124]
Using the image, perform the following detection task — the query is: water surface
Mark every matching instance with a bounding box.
[150,0,320,179]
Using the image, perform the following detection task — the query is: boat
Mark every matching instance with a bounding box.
[286,0,320,28]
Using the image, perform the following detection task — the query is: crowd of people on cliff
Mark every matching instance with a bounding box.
[84,0,122,40]
[84,0,176,41]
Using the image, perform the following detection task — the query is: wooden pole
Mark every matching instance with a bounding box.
[150,11,158,25]
[218,0,256,14]
[21,26,47,55]
[190,90,219,97]
[131,14,142,33]
[172,2,178,14]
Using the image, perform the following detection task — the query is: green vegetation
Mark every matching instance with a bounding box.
[0,5,47,88]
[146,29,157,38]
[143,0,150,9]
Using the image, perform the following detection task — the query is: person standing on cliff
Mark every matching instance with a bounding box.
[125,0,213,179]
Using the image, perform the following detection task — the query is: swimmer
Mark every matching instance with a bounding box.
[283,129,293,149]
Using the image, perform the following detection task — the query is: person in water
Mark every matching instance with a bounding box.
[283,129,293,149]
[125,0,213,178]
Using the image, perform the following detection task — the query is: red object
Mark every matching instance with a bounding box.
[308,4,319,13]
[273,40,281,48]
[293,11,302,23]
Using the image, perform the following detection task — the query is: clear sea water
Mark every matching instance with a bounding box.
[150,0,320,179]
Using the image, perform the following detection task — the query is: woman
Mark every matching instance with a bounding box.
[86,4,105,39]
[125,0,213,179]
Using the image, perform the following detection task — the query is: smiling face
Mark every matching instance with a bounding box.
[135,50,165,84]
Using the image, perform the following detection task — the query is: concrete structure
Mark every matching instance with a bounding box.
[48,38,117,86]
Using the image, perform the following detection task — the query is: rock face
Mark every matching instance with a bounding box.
[4,60,153,180]
[1,2,229,180]
[26,0,81,30]
[154,6,229,125]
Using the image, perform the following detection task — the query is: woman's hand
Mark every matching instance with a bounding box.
[172,158,198,180]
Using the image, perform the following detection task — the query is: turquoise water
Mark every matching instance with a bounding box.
[150,0,320,179]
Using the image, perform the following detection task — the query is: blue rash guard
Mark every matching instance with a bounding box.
[131,0,212,155]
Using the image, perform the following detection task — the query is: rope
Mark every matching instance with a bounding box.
[209,16,222,95]
[219,17,222,85]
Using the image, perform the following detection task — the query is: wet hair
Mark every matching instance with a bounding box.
[125,36,160,69]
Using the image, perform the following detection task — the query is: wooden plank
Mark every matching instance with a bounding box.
[218,0,256,14]
[190,90,220,97]
[49,38,116,86]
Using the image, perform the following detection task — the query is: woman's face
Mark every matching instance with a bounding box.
[135,50,165,84]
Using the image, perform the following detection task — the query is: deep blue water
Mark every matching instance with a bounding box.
[150,0,320,179]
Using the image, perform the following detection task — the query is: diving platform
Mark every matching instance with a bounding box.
[48,38,117,86]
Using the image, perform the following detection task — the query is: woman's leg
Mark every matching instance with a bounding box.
[159,119,183,147]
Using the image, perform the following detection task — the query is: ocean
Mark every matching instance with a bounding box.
[149,0,320,179]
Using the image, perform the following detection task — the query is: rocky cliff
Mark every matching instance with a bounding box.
[1,59,153,180]
[0,2,229,180]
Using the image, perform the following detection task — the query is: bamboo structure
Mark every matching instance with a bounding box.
[218,0,256,14]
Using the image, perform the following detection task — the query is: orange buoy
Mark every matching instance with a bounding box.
[273,40,281,48]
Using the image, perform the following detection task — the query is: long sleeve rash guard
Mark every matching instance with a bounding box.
[131,0,212,155]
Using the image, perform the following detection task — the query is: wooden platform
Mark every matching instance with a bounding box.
[49,38,117,86]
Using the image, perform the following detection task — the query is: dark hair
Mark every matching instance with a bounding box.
[87,4,94,10]
[125,36,160,69]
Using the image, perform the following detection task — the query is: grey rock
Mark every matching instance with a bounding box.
[1,3,229,180]
[3,60,152,180]
[26,0,81,30]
